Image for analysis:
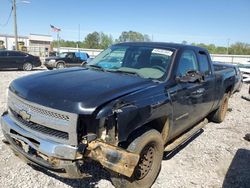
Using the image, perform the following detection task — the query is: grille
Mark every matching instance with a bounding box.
[12,98,70,121]
[10,108,69,140]
[7,91,78,145]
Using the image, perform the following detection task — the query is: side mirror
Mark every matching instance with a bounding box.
[177,70,204,83]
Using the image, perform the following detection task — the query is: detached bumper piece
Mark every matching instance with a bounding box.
[85,141,140,177]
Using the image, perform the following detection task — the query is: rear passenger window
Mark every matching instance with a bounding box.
[177,50,198,77]
[198,51,211,75]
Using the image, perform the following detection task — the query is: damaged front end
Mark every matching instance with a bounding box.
[1,89,141,179]
[76,102,140,178]
[81,136,140,177]
[1,108,140,179]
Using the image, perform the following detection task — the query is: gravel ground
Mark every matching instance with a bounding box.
[0,69,249,188]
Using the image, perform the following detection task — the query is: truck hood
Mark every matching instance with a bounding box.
[10,67,154,114]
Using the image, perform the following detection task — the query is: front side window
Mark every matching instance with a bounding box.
[59,53,67,58]
[88,45,174,80]
[66,53,74,58]
[198,51,211,75]
[177,50,198,77]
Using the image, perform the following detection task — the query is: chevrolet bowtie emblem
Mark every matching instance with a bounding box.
[19,110,31,122]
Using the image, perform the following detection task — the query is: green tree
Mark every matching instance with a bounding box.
[182,40,188,45]
[99,33,113,49]
[83,32,113,49]
[229,42,250,55]
[117,31,151,42]
[83,32,100,49]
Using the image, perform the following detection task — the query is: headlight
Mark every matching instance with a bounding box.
[49,59,56,63]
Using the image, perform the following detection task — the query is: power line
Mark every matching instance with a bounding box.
[0,6,13,27]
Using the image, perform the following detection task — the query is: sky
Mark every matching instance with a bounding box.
[0,0,250,46]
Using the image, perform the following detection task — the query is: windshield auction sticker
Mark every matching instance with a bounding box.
[152,49,173,56]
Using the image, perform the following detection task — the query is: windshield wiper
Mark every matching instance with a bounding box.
[87,64,106,72]
[107,69,142,78]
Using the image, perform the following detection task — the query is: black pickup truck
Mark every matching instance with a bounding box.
[1,43,237,188]
[44,52,89,70]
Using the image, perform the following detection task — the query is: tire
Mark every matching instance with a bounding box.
[209,93,229,123]
[23,62,33,71]
[56,62,65,69]
[111,129,164,188]
[81,61,87,66]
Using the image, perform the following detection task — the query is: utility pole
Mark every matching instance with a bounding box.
[78,24,80,51]
[13,0,18,50]
[57,32,60,54]
[227,38,230,54]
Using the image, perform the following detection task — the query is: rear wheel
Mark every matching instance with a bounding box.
[56,62,65,69]
[23,62,33,71]
[111,129,164,188]
[209,93,229,123]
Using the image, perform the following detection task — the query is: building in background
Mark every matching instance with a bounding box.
[0,33,53,57]
[0,34,28,50]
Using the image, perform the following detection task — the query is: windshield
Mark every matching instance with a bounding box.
[88,45,174,80]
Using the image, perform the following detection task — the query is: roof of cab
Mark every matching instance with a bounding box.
[115,42,207,51]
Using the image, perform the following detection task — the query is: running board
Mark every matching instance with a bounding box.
[164,118,208,151]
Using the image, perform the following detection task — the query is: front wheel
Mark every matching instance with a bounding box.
[56,62,65,69]
[23,62,33,71]
[111,129,164,188]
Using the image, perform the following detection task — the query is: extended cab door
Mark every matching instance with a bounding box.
[196,50,215,117]
[171,50,206,137]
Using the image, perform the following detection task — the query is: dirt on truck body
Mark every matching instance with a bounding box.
[1,42,239,188]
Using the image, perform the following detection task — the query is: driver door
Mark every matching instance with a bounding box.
[171,50,205,137]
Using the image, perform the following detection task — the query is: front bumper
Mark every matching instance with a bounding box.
[1,114,78,160]
[44,62,56,68]
[1,113,83,178]
[1,112,140,178]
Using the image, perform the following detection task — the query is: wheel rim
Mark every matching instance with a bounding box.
[134,144,155,180]
[24,63,32,71]
[57,63,64,69]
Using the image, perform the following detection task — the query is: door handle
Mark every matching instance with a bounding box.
[196,88,205,94]
[191,88,205,98]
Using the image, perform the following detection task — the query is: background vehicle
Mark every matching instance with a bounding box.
[213,61,242,92]
[44,51,89,70]
[0,50,41,71]
[237,62,250,82]
[1,43,237,188]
